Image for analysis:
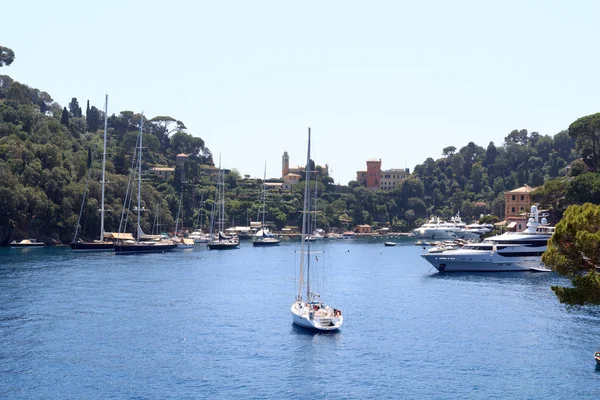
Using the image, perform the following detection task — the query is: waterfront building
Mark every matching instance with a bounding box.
[355,224,373,234]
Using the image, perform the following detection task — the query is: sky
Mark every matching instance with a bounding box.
[3,0,600,184]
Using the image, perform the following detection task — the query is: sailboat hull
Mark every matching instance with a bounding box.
[114,243,177,254]
[290,302,343,331]
[207,241,240,250]
[70,242,114,252]
[252,239,281,247]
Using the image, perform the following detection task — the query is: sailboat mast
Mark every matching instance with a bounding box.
[175,190,183,234]
[261,161,267,227]
[306,130,312,302]
[221,160,225,233]
[137,113,143,241]
[100,94,108,243]
[298,128,312,301]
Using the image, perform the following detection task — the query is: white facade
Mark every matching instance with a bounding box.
[380,168,410,190]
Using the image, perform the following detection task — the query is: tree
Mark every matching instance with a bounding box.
[542,203,600,305]
[568,113,600,171]
[60,107,69,125]
[0,46,15,67]
[442,146,456,157]
[568,159,587,177]
[531,178,568,221]
[68,97,82,118]
[86,105,101,132]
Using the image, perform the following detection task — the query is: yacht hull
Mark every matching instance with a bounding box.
[252,239,281,247]
[421,253,540,272]
[207,241,239,250]
[114,243,177,254]
[70,242,114,252]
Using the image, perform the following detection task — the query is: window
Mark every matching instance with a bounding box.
[521,195,524,200]
[512,195,515,200]
[511,207,515,212]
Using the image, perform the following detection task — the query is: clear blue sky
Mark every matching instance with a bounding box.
[3,0,600,184]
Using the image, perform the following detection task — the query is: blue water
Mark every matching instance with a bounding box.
[1,239,600,399]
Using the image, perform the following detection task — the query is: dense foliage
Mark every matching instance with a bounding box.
[542,203,600,305]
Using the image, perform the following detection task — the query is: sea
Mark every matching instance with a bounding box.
[1,237,599,399]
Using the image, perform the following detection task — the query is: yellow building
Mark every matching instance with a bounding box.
[355,224,372,234]
[504,184,536,219]
[282,173,302,191]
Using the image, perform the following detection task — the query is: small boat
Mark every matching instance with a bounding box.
[207,157,240,251]
[11,239,45,248]
[174,237,195,250]
[384,242,396,247]
[595,351,600,365]
[528,263,553,272]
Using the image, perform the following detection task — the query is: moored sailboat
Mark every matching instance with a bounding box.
[253,161,280,247]
[71,95,115,252]
[114,113,176,255]
[290,128,343,331]
[207,157,239,250]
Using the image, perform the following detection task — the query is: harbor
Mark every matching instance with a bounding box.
[1,241,598,399]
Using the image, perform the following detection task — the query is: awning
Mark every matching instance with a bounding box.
[507,221,517,229]
[104,232,135,240]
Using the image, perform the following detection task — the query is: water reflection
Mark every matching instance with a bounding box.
[424,271,568,285]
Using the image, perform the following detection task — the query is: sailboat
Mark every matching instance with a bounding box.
[172,191,194,250]
[71,95,115,252]
[207,157,240,250]
[114,113,177,254]
[290,128,343,331]
[253,161,280,247]
[189,193,210,243]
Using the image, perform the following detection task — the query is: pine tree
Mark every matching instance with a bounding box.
[86,106,100,132]
[60,107,69,125]
[69,97,82,118]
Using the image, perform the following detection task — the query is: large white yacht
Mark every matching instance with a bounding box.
[412,213,481,240]
[421,205,554,272]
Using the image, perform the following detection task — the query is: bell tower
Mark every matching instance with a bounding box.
[282,151,289,177]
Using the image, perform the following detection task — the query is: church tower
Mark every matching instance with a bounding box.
[282,151,289,177]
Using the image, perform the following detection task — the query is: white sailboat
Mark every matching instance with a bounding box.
[207,156,239,250]
[253,161,280,247]
[189,193,210,243]
[172,191,194,250]
[290,128,343,331]
[70,94,114,252]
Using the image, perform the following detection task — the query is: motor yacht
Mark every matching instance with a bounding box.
[412,213,483,240]
[421,205,554,272]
